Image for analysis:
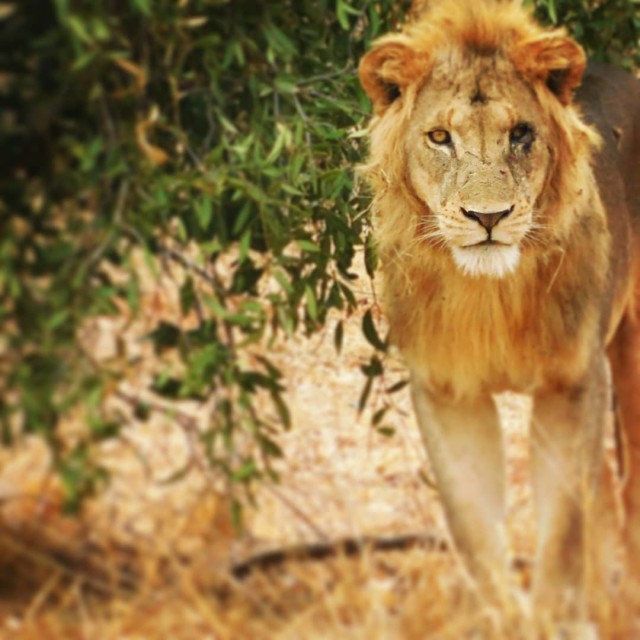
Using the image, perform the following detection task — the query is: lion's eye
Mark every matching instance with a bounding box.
[427,129,452,145]
[510,123,534,146]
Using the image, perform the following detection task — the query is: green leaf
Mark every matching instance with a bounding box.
[271,392,291,430]
[372,407,388,426]
[262,23,297,60]
[195,196,213,230]
[387,380,409,394]
[361,356,383,378]
[273,269,293,294]
[362,309,387,352]
[65,15,92,44]
[274,77,297,94]
[148,322,182,352]
[89,419,121,440]
[305,285,318,320]
[238,230,251,263]
[232,459,258,482]
[364,233,378,278]
[232,498,244,533]
[131,0,151,15]
[260,434,284,457]
[180,277,197,315]
[336,0,359,30]
[71,50,98,71]
[296,240,321,253]
[334,320,344,354]
[358,376,373,413]
[47,309,70,330]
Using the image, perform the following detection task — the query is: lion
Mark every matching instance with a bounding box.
[358,0,640,612]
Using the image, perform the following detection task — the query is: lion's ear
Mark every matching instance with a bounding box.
[359,40,425,114]
[513,33,586,105]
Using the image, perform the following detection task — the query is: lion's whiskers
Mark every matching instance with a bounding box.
[414,220,450,250]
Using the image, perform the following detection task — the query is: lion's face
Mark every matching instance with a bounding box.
[359,8,592,281]
[405,54,551,278]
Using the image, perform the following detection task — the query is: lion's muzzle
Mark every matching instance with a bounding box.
[460,205,515,233]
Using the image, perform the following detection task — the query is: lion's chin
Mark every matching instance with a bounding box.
[451,244,520,278]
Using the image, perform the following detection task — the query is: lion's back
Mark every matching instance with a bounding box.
[576,64,640,227]
[574,64,640,315]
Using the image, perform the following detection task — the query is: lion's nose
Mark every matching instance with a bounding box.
[461,206,514,231]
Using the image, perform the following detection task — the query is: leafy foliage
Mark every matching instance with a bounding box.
[529,0,640,68]
[1,0,411,510]
[1,0,637,511]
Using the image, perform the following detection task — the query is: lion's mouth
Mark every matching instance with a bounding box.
[463,239,511,248]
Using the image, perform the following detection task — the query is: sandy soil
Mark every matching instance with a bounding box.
[0,249,625,638]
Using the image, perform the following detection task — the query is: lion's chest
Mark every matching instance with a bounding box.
[387,265,595,398]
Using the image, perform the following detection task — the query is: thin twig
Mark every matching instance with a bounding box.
[83,179,129,270]
[296,64,355,87]
[156,243,226,296]
[262,483,330,541]
[230,531,448,579]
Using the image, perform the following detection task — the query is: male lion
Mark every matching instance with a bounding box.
[358,0,640,610]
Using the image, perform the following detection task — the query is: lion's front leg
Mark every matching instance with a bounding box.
[530,357,611,614]
[411,378,509,595]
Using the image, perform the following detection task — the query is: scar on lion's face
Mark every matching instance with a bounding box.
[405,53,551,278]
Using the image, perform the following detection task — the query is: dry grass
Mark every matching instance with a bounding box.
[1,250,639,638]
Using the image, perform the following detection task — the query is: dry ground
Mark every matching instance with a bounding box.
[0,250,636,638]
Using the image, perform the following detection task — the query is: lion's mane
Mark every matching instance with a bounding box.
[359,0,611,399]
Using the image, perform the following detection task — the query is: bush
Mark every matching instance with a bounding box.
[530,0,640,69]
[1,0,637,512]
[1,0,412,512]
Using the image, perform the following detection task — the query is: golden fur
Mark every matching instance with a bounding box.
[360,1,616,400]
[359,0,640,613]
